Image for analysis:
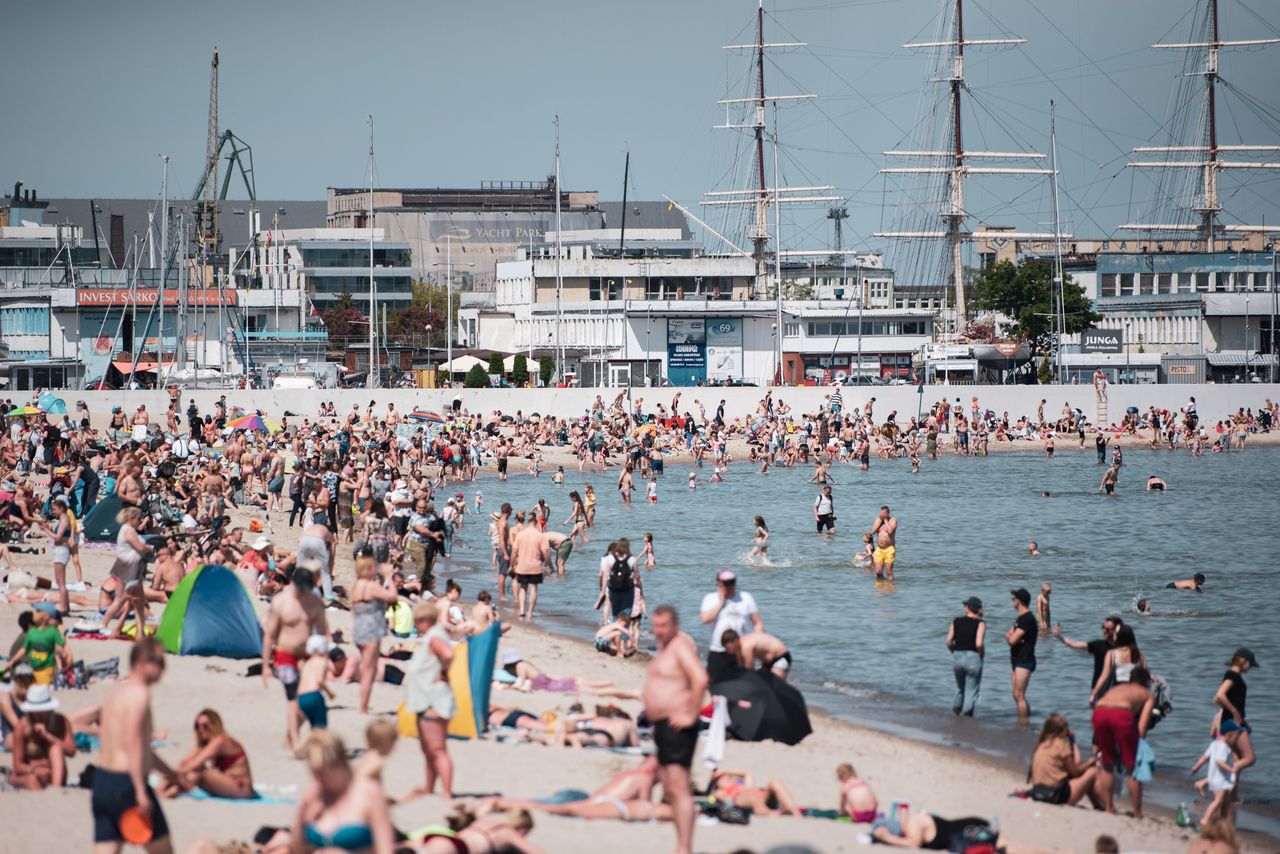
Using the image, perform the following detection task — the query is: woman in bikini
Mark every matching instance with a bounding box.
[836,762,879,822]
[159,708,256,799]
[708,768,803,816]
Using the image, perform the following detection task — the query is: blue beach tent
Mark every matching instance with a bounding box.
[156,565,262,658]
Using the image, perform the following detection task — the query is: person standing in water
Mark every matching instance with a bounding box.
[869,506,897,581]
[1006,588,1038,722]
[1036,582,1052,631]
[813,486,836,535]
[946,597,986,717]
[749,516,769,564]
[1099,463,1120,497]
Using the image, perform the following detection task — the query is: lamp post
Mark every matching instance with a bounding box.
[1244,296,1250,382]
[1124,321,1131,383]
[431,253,473,387]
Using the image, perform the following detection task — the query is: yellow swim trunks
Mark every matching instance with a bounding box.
[873,545,896,564]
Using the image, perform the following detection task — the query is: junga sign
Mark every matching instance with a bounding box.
[1081,328,1123,354]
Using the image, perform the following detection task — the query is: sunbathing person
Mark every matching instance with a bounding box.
[708,768,802,816]
[474,758,671,823]
[499,651,640,700]
[159,708,256,799]
[8,683,76,790]
[412,804,542,853]
[563,703,640,749]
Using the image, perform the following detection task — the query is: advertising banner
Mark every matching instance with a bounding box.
[666,319,706,385]
[1081,328,1123,354]
[705,317,743,381]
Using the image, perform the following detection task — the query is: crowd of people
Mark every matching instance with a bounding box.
[0,384,1272,853]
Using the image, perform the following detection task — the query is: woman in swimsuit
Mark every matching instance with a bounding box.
[836,762,879,822]
[748,516,769,564]
[1089,626,1145,706]
[159,709,256,799]
[708,769,803,816]
[872,812,1001,851]
[292,730,394,854]
[413,804,542,853]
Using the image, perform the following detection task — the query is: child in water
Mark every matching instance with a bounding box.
[646,475,658,504]
[688,471,696,491]
[642,532,656,568]
[749,516,769,564]
[854,533,874,567]
[711,465,724,483]
[553,466,564,485]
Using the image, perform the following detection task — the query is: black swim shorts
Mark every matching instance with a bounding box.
[92,767,170,843]
[652,718,699,768]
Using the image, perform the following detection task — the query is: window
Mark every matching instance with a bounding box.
[783,322,799,337]
[588,278,621,301]
[1177,273,1193,293]
[1156,274,1171,294]
[1258,272,1272,293]
[0,307,49,335]
[1195,272,1210,292]
[1119,274,1135,295]
[1100,274,1118,297]
[1139,274,1154,294]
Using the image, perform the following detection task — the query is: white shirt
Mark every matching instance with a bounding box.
[389,488,414,517]
[701,590,759,652]
[1203,738,1236,792]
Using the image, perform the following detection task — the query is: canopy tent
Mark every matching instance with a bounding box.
[82,493,125,542]
[156,565,263,658]
[36,393,67,415]
[441,354,484,373]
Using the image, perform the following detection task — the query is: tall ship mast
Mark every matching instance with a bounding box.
[1119,0,1280,247]
[875,0,1061,337]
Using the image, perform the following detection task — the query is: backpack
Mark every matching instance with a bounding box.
[1148,674,1174,728]
[607,555,634,592]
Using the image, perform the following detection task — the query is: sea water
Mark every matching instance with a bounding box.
[436,446,1279,805]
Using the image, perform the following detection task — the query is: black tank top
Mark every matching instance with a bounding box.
[951,616,982,652]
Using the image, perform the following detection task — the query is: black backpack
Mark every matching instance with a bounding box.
[608,555,634,592]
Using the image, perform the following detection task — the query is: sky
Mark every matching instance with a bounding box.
[4,0,1280,262]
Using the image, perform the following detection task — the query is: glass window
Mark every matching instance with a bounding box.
[1195,272,1210,292]
[1156,274,1171,294]
[1139,274,1154,294]
[1119,274,1135,295]
[1177,273,1193,293]
[1100,274,1117,297]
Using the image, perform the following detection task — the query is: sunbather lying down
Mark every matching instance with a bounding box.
[459,756,673,823]
[498,653,640,700]
[487,703,640,749]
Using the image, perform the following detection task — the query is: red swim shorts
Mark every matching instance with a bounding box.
[1092,706,1138,771]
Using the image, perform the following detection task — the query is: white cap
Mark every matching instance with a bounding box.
[305,634,329,656]
[251,536,272,551]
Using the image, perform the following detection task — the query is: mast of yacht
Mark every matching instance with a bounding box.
[366,116,378,389]
[1119,0,1280,249]
[876,0,1058,337]
[1049,100,1066,383]
[554,115,564,384]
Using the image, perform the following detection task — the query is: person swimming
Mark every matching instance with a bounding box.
[1136,598,1152,615]
[1028,542,1042,557]
[1167,573,1205,592]
[1146,475,1168,492]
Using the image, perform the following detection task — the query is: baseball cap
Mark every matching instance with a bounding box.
[1011,588,1031,606]
[251,536,272,551]
[33,602,61,619]
[1232,647,1260,668]
[717,569,737,583]
[963,596,983,611]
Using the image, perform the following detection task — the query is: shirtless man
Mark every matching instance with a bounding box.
[807,460,836,485]
[261,566,329,749]
[721,629,792,680]
[1091,667,1155,818]
[1145,475,1168,492]
[617,464,634,506]
[92,638,180,854]
[296,522,335,601]
[869,505,898,581]
[148,545,186,602]
[116,462,144,508]
[510,513,550,621]
[1167,572,1206,592]
[1099,463,1120,497]
[643,606,707,854]
[1036,582,1052,631]
[495,503,513,603]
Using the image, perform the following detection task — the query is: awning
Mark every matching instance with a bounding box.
[111,360,174,373]
[1206,353,1278,367]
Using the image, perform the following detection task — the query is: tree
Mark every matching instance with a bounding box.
[387,304,444,346]
[488,352,505,376]
[319,291,366,343]
[972,259,1100,353]
[538,355,555,386]
[464,363,490,388]
[1037,358,1054,385]
[511,353,530,386]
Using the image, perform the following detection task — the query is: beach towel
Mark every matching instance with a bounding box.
[1133,738,1156,784]
[702,695,728,769]
[184,787,296,804]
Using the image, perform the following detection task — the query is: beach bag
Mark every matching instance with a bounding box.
[607,556,634,592]
[952,823,999,854]
[1149,674,1173,728]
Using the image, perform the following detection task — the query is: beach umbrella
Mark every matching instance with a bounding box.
[6,405,43,417]
[408,410,446,424]
[226,414,281,433]
[442,354,484,373]
[711,669,812,745]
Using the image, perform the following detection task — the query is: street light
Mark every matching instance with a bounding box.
[431,248,474,387]
[1244,296,1251,382]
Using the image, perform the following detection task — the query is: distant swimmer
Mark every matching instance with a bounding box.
[1028,542,1042,557]
[1146,475,1168,492]
[1136,598,1152,615]
[1167,573,1206,592]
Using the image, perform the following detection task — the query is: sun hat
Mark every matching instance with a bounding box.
[20,683,59,713]
[251,536,272,551]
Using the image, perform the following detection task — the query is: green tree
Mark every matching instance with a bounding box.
[464,363,490,388]
[538,355,555,386]
[488,352,505,376]
[1037,358,1054,385]
[972,259,1100,353]
[511,353,530,386]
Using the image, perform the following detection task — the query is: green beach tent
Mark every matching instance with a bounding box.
[156,565,262,658]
